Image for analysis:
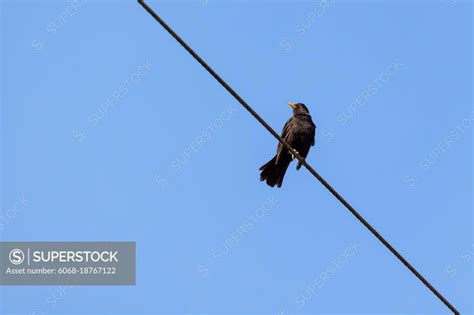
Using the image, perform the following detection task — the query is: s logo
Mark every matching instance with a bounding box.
[9,249,25,265]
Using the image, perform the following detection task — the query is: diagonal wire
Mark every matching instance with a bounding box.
[137,1,459,314]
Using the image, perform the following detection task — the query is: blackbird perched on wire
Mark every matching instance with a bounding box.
[260,102,316,188]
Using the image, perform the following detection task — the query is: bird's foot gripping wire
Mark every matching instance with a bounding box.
[290,149,300,160]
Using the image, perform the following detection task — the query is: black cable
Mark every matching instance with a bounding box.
[137,1,459,313]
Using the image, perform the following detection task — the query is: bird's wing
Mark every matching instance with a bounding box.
[275,118,294,164]
[311,121,316,146]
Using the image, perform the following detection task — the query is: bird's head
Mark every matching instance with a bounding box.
[288,102,310,115]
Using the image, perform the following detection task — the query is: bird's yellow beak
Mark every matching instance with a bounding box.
[288,102,298,109]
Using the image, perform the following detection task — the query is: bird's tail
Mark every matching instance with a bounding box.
[259,156,291,188]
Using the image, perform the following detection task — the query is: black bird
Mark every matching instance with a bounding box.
[260,102,316,188]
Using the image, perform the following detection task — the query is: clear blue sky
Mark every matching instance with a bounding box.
[0,0,472,314]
